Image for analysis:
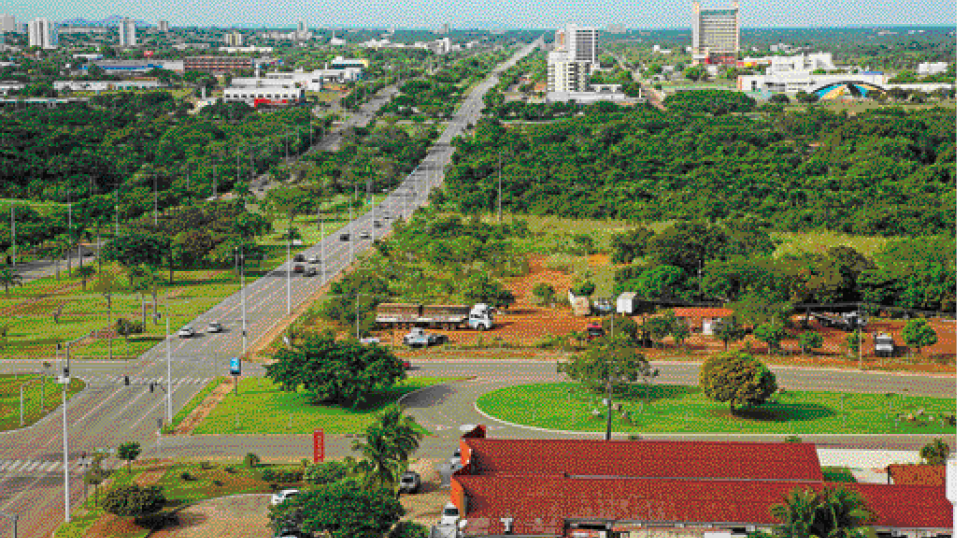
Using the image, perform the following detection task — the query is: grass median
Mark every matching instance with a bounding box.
[193,376,453,435]
[0,374,85,431]
[476,382,956,435]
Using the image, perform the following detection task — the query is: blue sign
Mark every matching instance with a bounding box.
[229,358,241,376]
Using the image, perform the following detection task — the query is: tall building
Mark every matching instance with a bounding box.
[547,23,598,93]
[564,24,598,64]
[28,18,57,49]
[158,20,169,32]
[297,19,305,34]
[224,31,243,47]
[1,14,15,33]
[692,0,739,65]
[118,17,137,47]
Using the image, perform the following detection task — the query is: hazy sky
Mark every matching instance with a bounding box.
[6,0,954,29]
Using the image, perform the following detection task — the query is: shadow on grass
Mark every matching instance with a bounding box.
[709,403,836,423]
[616,383,698,404]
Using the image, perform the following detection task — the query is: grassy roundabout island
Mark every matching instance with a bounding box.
[476,382,956,435]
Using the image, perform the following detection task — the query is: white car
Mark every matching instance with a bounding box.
[449,448,462,466]
[177,327,195,338]
[206,322,223,334]
[307,256,320,264]
[271,488,299,506]
[439,502,461,526]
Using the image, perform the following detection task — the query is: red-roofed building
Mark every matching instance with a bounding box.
[672,307,734,335]
[447,426,953,537]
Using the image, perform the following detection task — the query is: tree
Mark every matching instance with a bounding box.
[754,322,787,355]
[532,282,557,306]
[352,405,423,491]
[902,319,938,356]
[571,279,596,297]
[0,265,23,294]
[671,319,691,348]
[265,332,406,407]
[304,461,349,485]
[270,480,404,538]
[102,485,165,518]
[389,521,429,538]
[92,270,121,360]
[683,65,707,82]
[103,231,166,269]
[462,272,515,307]
[699,351,778,413]
[845,330,864,357]
[115,318,144,360]
[798,331,823,356]
[919,438,950,465]
[769,487,872,538]
[795,90,819,104]
[83,465,108,505]
[710,318,744,350]
[75,265,96,291]
[769,93,791,104]
[117,441,142,472]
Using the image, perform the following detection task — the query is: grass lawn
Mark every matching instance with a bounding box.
[476,382,956,435]
[168,377,227,431]
[0,374,85,431]
[194,376,454,435]
[821,466,857,483]
[771,230,891,259]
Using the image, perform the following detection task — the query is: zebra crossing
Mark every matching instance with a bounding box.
[0,459,84,474]
[87,375,211,387]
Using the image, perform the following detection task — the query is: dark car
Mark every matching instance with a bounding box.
[339,233,350,241]
[304,267,318,277]
[293,264,305,274]
[293,253,305,262]
[398,471,421,494]
[373,220,382,228]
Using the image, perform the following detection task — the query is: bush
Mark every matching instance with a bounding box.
[180,471,193,481]
[304,461,349,485]
[243,452,261,468]
[200,461,213,470]
[262,468,304,483]
[224,466,236,474]
[102,485,166,518]
[389,521,430,538]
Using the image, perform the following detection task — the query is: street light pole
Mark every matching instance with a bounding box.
[285,237,291,316]
[165,314,172,423]
[240,247,247,355]
[61,379,70,523]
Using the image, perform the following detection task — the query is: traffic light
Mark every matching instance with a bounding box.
[124,375,130,386]
[149,382,154,393]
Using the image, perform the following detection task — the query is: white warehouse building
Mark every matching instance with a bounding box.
[223,79,305,107]
[737,72,887,94]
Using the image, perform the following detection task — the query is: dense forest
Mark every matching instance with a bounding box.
[444,99,955,236]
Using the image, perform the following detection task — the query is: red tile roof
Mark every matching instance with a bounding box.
[887,464,946,486]
[462,438,824,482]
[673,307,734,318]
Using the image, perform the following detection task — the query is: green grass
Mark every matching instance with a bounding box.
[194,376,454,435]
[53,467,146,538]
[168,377,227,431]
[476,382,956,434]
[0,374,85,431]
[771,231,892,259]
[822,466,857,483]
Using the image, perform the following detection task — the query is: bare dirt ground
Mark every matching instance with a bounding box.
[401,458,447,527]
[150,494,272,538]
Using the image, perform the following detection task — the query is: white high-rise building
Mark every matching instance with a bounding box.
[224,32,243,46]
[118,17,137,47]
[692,0,739,65]
[158,20,169,32]
[563,24,598,64]
[28,18,57,49]
[547,23,598,93]
[1,14,15,33]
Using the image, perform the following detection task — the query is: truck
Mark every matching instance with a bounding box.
[375,303,494,331]
[810,311,867,332]
[873,332,896,357]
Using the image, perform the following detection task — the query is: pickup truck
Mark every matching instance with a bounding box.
[403,327,448,349]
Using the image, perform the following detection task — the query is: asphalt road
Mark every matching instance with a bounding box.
[0,42,540,538]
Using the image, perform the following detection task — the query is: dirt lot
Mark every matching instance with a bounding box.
[150,494,272,538]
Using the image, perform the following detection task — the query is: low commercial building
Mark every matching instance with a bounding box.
[546,84,638,104]
[54,80,165,92]
[918,62,949,76]
[184,56,253,73]
[84,60,168,74]
[672,306,733,335]
[449,426,953,537]
[218,46,274,54]
[737,72,887,95]
[329,56,369,69]
[223,79,305,107]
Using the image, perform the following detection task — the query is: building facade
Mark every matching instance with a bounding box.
[223,80,305,107]
[118,17,136,47]
[28,18,57,49]
[224,31,243,47]
[564,24,598,64]
[1,14,15,33]
[184,56,253,73]
[692,1,739,65]
[158,20,169,32]
[547,52,590,93]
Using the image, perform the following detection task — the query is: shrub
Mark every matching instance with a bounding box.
[243,452,261,468]
[102,485,166,518]
[784,435,803,443]
[389,521,430,538]
[304,461,349,485]
[224,466,236,474]
[200,461,213,470]
[180,471,193,481]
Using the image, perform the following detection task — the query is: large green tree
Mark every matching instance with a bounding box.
[269,481,404,538]
[102,485,165,518]
[699,351,778,413]
[767,487,872,538]
[265,332,406,407]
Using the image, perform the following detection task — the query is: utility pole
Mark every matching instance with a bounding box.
[59,373,70,523]
[497,152,503,222]
[349,205,355,263]
[240,247,247,355]
[165,314,172,423]
[10,206,15,267]
[286,236,291,316]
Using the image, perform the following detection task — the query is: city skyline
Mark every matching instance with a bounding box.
[3,0,953,30]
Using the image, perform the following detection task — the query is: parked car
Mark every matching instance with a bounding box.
[271,489,299,506]
[373,220,382,228]
[304,267,318,277]
[293,264,305,274]
[206,322,223,334]
[274,529,302,538]
[307,255,320,264]
[359,337,381,345]
[339,233,350,241]
[359,231,370,239]
[439,502,461,526]
[293,253,305,262]
[403,360,412,370]
[403,327,448,348]
[177,327,195,338]
[399,471,421,494]
[449,448,461,466]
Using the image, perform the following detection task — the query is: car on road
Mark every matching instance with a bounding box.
[177,327,195,338]
[403,360,412,370]
[339,233,350,241]
[271,489,299,506]
[293,264,305,274]
[206,322,223,334]
[399,470,421,494]
[307,255,320,264]
[439,502,461,526]
[293,254,305,262]
[382,213,392,220]
[273,529,303,538]
[304,267,318,277]
[359,231,370,239]
[373,220,382,228]
[403,327,447,349]
[449,448,462,466]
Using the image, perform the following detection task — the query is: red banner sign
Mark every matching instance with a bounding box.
[313,429,324,463]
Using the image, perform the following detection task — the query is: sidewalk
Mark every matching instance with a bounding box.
[817,448,922,484]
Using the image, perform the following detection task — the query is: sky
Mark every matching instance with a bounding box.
[6,0,954,29]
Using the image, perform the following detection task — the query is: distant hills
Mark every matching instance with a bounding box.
[59,15,153,28]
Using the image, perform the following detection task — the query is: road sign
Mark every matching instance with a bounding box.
[229,358,241,376]
[313,429,324,463]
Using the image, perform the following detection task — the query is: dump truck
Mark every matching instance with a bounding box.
[375,303,494,330]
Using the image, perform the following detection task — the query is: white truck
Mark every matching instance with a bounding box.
[376,303,495,331]
[874,332,896,357]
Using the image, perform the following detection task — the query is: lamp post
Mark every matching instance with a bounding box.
[58,372,70,523]
[238,247,247,355]
[0,511,17,538]
[285,236,291,316]
[164,308,172,423]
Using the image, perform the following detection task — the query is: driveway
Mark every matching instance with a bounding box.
[152,494,272,538]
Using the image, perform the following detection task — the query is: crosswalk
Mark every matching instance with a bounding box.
[86,376,211,386]
[0,459,84,474]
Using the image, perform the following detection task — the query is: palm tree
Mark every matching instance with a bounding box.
[76,265,96,291]
[351,427,402,491]
[376,405,424,462]
[126,265,150,326]
[0,265,23,294]
[770,487,872,538]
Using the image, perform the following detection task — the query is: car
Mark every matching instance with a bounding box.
[271,488,299,506]
[304,267,318,277]
[398,470,421,494]
[293,253,305,263]
[439,502,461,526]
[339,233,350,241]
[359,231,370,239]
[382,214,392,220]
[449,448,462,466]
[402,360,412,370]
[373,220,382,228]
[177,327,195,338]
[206,322,223,334]
[293,264,305,274]
[273,529,303,538]
[307,255,320,264]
